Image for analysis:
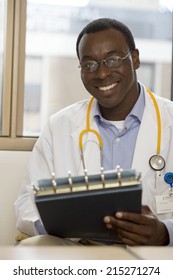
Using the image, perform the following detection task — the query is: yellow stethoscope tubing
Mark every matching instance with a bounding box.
[79,87,161,156]
[79,96,103,151]
[146,87,161,155]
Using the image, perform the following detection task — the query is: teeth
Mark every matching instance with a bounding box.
[99,83,116,91]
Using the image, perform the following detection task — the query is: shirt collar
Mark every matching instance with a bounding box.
[93,82,145,123]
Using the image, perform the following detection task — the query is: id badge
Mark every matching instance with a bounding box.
[155,194,173,214]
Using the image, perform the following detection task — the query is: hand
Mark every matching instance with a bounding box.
[103,205,169,246]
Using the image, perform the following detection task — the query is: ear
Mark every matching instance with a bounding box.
[132,49,140,70]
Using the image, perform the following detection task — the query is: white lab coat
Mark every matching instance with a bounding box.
[15,85,173,243]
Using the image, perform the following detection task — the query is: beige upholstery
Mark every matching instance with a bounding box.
[0,151,31,245]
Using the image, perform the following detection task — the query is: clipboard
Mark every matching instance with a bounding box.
[33,167,142,243]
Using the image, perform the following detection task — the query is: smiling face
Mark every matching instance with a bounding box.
[78,28,140,120]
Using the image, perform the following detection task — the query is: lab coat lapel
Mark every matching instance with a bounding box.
[132,102,156,177]
[132,90,170,178]
[71,99,101,175]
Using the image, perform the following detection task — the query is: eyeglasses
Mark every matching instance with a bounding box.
[78,51,132,73]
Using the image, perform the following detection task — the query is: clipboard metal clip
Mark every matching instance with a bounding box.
[116,165,123,186]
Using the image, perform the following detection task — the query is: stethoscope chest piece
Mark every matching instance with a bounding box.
[149,155,165,171]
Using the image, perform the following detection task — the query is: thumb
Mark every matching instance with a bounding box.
[142,205,152,214]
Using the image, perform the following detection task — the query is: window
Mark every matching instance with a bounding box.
[0,0,173,150]
[0,0,8,135]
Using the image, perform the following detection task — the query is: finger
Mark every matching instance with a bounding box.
[142,205,152,214]
[118,237,138,246]
[105,223,112,229]
[110,216,148,236]
[104,215,137,232]
[117,230,146,246]
[104,218,144,246]
[103,216,111,224]
[104,216,155,245]
[115,211,155,225]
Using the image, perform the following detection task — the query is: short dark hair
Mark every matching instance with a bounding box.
[76,18,136,58]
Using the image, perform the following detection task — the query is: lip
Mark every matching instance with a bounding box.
[98,82,118,92]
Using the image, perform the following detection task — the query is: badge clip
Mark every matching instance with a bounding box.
[164,172,173,197]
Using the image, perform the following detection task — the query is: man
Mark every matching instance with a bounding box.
[15,18,173,246]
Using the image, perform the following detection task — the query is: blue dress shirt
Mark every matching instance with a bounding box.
[93,83,145,170]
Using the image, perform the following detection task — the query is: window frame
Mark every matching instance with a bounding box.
[0,0,36,151]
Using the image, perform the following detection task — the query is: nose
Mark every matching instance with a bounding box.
[95,61,112,79]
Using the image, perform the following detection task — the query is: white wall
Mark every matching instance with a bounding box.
[0,151,31,245]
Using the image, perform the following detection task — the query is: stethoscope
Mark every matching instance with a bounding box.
[79,87,166,172]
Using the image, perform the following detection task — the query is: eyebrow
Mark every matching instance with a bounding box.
[80,49,127,62]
